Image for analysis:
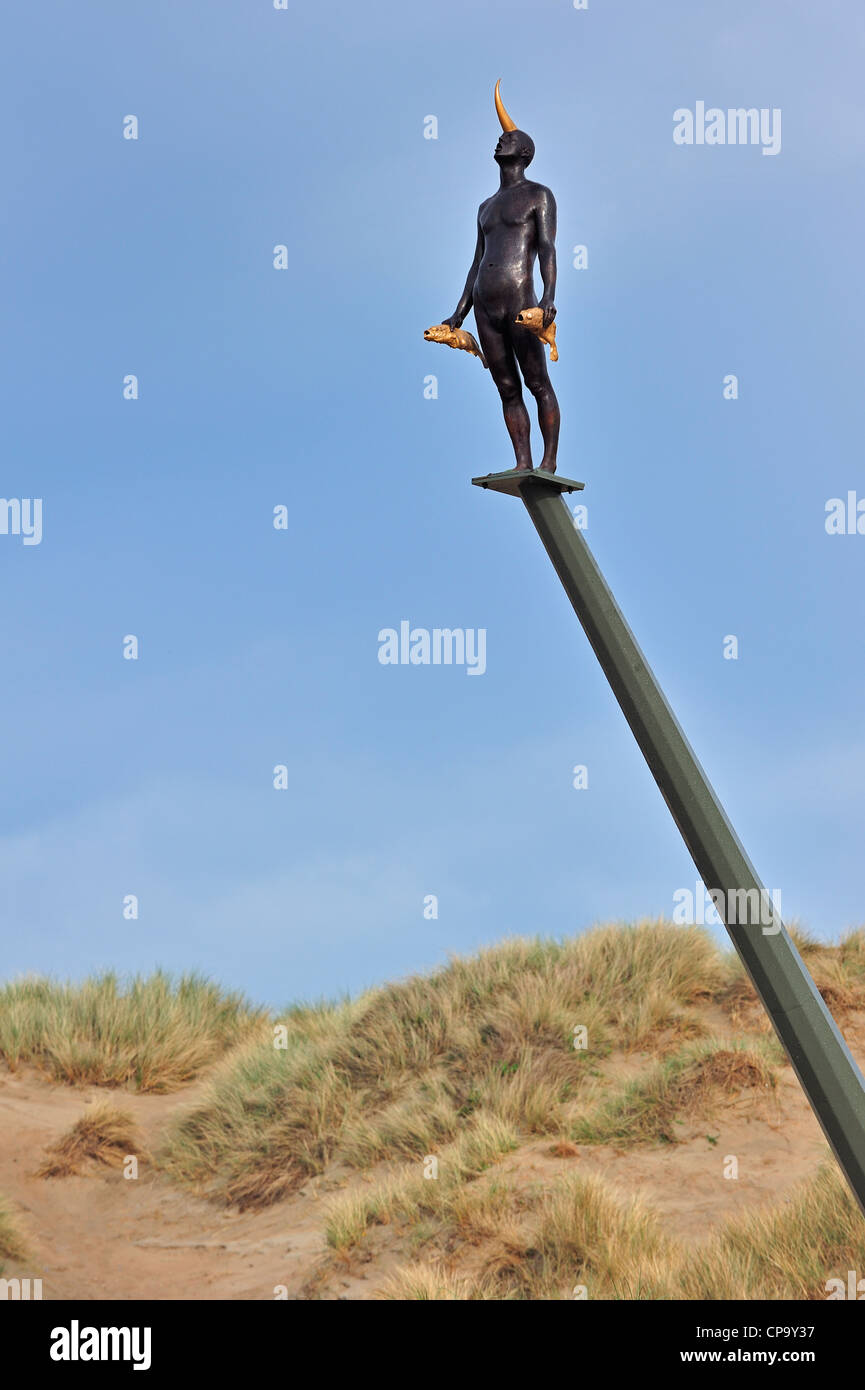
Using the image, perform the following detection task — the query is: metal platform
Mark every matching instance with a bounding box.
[471,468,585,497]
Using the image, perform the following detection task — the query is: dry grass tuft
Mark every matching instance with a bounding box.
[36,1103,146,1178]
[549,1139,580,1158]
[380,1264,481,1300]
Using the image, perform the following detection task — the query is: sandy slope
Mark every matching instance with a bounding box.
[1,1006,860,1301]
[0,1068,331,1300]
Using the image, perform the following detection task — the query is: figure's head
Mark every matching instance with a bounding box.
[494,80,534,167]
[494,128,535,166]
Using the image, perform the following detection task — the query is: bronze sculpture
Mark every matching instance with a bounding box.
[431,81,561,473]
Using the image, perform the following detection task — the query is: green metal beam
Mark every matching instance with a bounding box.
[473,469,865,1216]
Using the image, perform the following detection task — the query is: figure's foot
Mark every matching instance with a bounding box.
[538,460,557,474]
[512,461,533,472]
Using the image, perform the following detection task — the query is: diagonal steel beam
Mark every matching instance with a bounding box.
[473,468,865,1216]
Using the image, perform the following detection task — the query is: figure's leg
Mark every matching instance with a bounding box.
[474,304,532,470]
[512,329,560,472]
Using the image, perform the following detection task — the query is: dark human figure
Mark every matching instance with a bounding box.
[444,83,560,472]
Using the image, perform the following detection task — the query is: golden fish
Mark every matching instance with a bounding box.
[424,324,488,368]
[515,307,558,362]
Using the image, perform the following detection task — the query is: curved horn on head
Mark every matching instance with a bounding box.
[494,79,517,132]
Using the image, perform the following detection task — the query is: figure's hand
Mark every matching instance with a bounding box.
[442,313,463,330]
[540,300,557,330]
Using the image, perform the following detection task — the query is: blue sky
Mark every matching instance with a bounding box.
[2,0,865,1007]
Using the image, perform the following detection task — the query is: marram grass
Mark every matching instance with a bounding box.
[0,970,266,1091]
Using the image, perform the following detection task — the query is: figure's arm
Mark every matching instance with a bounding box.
[536,188,557,328]
[444,214,484,329]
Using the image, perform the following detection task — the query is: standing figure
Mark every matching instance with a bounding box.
[442,82,560,473]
